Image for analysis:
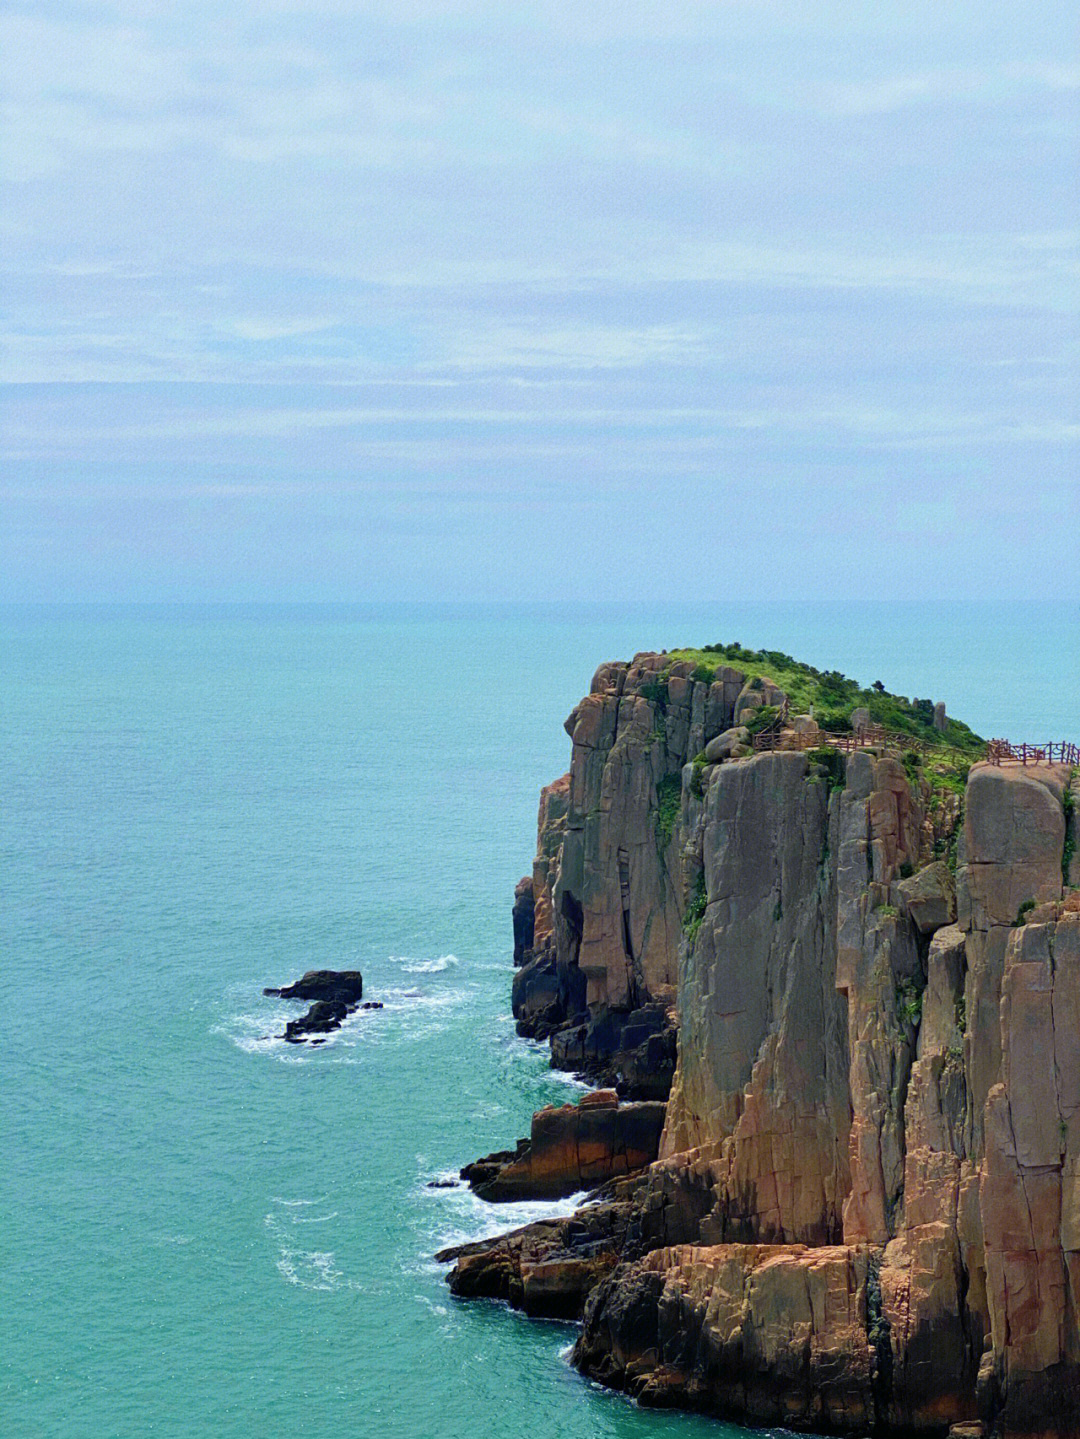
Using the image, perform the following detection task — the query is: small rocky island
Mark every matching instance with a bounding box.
[264,969,380,1041]
[440,645,1080,1439]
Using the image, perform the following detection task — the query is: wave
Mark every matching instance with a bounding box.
[387,953,458,974]
[415,1169,590,1256]
[274,1247,343,1291]
[264,1204,347,1291]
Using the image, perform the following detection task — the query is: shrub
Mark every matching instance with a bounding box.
[683,872,708,941]
[690,753,708,798]
[744,704,780,736]
[654,774,682,848]
[896,977,923,1026]
[806,747,845,791]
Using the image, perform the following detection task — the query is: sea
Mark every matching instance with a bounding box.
[3,601,1077,1439]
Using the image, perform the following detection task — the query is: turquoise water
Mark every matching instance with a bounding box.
[3,602,1077,1439]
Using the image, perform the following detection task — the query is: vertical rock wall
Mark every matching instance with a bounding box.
[503,653,1079,1436]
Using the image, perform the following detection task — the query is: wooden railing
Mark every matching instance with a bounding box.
[986,739,1080,767]
[753,719,932,757]
[751,713,1079,768]
[748,698,789,751]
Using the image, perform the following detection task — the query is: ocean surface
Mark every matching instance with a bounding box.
[4,601,1078,1439]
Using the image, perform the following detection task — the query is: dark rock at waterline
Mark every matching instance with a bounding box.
[437,1174,647,1319]
[427,1178,460,1189]
[264,969,363,1005]
[360,1001,383,1010]
[265,968,369,1043]
[283,998,350,1042]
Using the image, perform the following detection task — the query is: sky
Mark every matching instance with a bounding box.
[1,1,1077,602]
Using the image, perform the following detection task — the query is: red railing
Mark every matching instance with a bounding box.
[753,720,932,757]
[986,739,1080,767]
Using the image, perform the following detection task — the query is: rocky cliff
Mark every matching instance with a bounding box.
[449,649,1080,1439]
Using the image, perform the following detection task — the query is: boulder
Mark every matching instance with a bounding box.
[703,726,749,763]
[895,860,956,934]
[792,713,820,741]
[733,685,764,725]
[462,1092,666,1201]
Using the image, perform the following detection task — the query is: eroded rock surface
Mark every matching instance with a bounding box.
[450,651,1079,1438]
[461,1090,666,1201]
[264,969,366,1042]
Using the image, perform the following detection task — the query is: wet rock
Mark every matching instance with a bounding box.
[283,998,349,1042]
[266,968,366,1042]
[512,876,535,965]
[438,1175,647,1318]
[264,969,364,1004]
[462,1092,666,1202]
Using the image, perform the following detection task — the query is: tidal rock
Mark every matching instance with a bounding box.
[266,968,366,1043]
[283,998,349,1042]
[438,1175,646,1318]
[462,1091,666,1202]
[512,876,535,965]
[264,969,364,1005]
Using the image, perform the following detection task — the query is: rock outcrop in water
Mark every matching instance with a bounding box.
[263,969,368,1042]
[461,1089,666,1201]
[445,649,1080,1439]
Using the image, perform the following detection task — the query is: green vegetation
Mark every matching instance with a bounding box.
[690,752,708,798]
[683,871,708,942]
[878,903,899,919]
[896,977,924,1027]
[1064,775,1077,887]
[806,747,845,791]
[640,677,669,708]
[743,704,781,736]
[955,995,967,1034]
[655,774,682,848]
[1015,898,1037,926]
[923,757,971,797]
[666,641,984,755]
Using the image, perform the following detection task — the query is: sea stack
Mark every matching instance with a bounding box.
[443,647,1080,1439]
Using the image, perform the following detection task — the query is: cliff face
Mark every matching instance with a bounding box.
[513,653,765,1095]
[459,652,1080,1439]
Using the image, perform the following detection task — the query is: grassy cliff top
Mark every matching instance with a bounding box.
[666,641,985,757]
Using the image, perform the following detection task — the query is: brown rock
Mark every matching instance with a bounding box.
[463,1091,666,1202]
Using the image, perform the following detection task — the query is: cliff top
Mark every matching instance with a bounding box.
[663,640,985,757]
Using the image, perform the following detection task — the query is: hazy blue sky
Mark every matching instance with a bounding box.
[2,2,1077,601]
